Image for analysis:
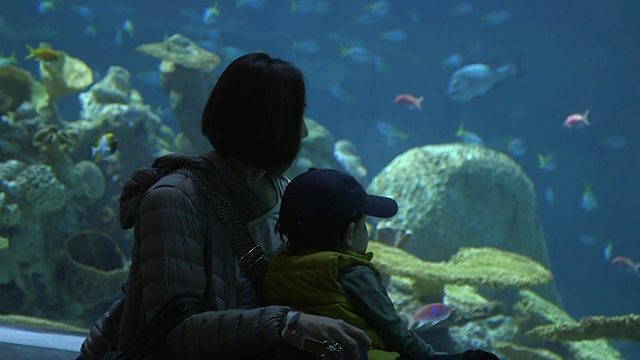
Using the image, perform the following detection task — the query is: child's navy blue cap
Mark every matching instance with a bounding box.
[279,168,398,234]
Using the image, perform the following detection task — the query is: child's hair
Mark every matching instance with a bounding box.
[276,213,363,255]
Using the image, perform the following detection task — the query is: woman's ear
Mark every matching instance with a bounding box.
[342,222,356,246]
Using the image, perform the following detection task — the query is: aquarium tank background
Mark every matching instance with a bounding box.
[0,0,638,359]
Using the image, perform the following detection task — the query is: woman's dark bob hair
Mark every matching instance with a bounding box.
[201,53,307,174]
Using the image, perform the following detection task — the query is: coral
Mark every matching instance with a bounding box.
[0,314,87,332]
[0,89,13,116]
[287,117,343,178]
[174,131,196,155]
[0,65,49,113]
[39,50,93,101]
[334,139,367,182]
[32,124,79,154]
[374,220,413,249]
[491,341,562,360]
[0,235,7,250]
[1,202,21,226]
[514,289,623,360]
[79,66,131,107]
[368,242,554,291]
[525,314,640,342]
[444,284,504,321]
[136,33,221,71]
[64,230,129,304]
[74,160,105,200]
[1,161,65,214]
[449,315,519,351]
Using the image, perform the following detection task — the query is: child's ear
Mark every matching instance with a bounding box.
[342,222,356,246]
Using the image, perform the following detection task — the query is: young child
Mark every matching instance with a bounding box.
[264,168,500,360]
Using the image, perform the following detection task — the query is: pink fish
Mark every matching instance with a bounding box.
[406,302,451,329]
[563,109,590,128]
[394,94,424,110]
[612,256,640,275]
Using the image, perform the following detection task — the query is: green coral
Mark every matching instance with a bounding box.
[136,33,221,71]
[444,284,503,320]
[368,242,554,295]
[32,124,79,154]
[2,162,65,214]
[492,341,562,360]
[74,160,105,200]
[525,314,640,343]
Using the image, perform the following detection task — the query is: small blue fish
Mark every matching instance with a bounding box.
[451,2,475,17]
[537,154,557,171]
[447,60,520,101]
[340,45,371,63]
[72,5,95,21]
[604,242,613,261]
[84,25,97,37]
[114,30,123,45]
[380,29,407,42]
[374,55,389,73]
[601,135,627,149]
[329,84,350,102]
[293,39,320,54]
[456,122,483,145]
[0,51,18,66]
[544,186,554,205]
[37,0,56,14]
[122,19,134,37]
[202,2,220,25]
[578,234,599,246]
[442,53,464,69]
[507,137,525,157]
[377,122,409,148]
[483,10,512,25]
[364,1,389,18]
[581,184,599,212]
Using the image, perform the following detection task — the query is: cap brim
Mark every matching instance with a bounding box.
[363,195,398,219]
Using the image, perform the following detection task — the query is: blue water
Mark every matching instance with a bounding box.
[3,0,640,357]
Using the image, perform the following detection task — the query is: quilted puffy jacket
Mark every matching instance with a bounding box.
[77,151,290,360]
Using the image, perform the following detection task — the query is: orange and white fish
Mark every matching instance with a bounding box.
[612,256,640,275]
[406,302,451,329]
[394,94,423,110]
[564,109,590,128]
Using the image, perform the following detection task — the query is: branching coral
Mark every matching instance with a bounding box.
[525,314,640,343]
[368,242,554,293]
[492,341,563,360]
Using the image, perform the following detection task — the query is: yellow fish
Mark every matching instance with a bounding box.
[24,44,59,61]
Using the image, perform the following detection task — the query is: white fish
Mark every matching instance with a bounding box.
[447,60,520,101]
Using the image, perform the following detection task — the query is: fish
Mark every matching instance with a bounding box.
[544,186,554,205]
[0,51,18,66]
[376,122,409,148]
[604,242,613,261]
[507,137,525,157]
[24,44,59,61]
[448,60,520,101]
[339,45,371,63]
[442,53,464,69]
[373,55,389,73]
[537,154,557,171]
[71,5,95,21]
[380,29,407,42]
[394,94,423,111]
[564,109,590,129]
[456,122,483,145]
[202,2,220,25]
[451,2,475,17]
[580,184,598,212]
[84,25,97,37]
[612,256,640,275]
[122,19,134,37]
[406,303,451,329]
[483,10,512,25]
[37,0,57,14]
[364,1,389,18]
[329,84,350,102]
[92,133,118,162]
[236,0,267,10]
[114,30,123,46]
[293,39,320,54]
[600,135,627,149]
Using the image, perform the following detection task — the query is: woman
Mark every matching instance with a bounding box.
[78,53,370,360]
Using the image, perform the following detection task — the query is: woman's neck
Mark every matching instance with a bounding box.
[222,155,269,189]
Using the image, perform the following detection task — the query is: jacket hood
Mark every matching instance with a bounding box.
[119,152,212,229]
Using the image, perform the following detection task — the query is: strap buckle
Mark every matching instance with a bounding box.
[239,245,265,271]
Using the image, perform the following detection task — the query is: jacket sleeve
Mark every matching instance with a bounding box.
[130,181,289,359]
[338,265,440,360]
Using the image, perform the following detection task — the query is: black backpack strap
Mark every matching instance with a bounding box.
[172,166,268,301]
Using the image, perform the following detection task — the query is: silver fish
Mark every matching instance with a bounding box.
[447,60,520,101]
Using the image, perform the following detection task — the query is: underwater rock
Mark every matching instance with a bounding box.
[334,139,367,182]
[286,117,343,178]
[491,341,563,360]
[449,315,519,352]
[0,89,12,116]
[1,203,21,227]
[74,160,105,200]
[0,235,7,250]
[0,65,49,113]
[39,50,93,101]
[444,284,504,321]
[63,230,129,305]
[367,143,561,303]
[1,161,65,214]
[136,33,221,71]
[79,66,131,108]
